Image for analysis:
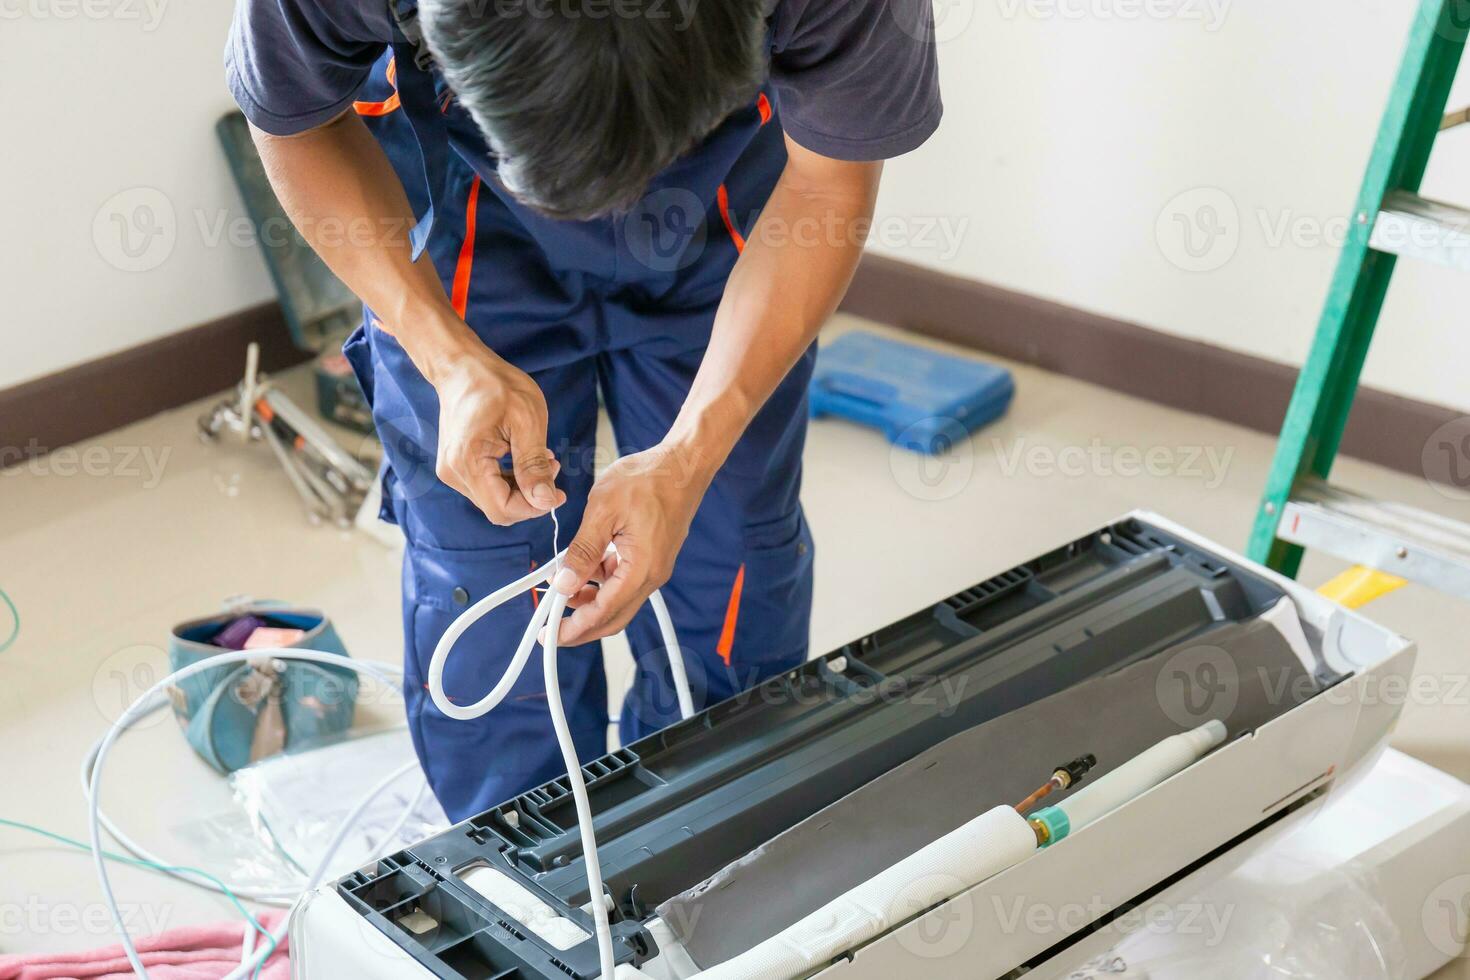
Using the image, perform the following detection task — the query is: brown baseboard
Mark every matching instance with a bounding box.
[2,260,1458,480]
[0,303,309,464]
[841,253,1461,478]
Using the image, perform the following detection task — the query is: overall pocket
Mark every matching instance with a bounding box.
[405,540,539,707]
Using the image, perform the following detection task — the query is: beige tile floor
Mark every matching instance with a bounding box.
[1,313,1467,972]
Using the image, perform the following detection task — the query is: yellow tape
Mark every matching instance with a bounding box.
[1317,565,1408,610]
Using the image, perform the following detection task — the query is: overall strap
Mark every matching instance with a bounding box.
[389,0,450,259]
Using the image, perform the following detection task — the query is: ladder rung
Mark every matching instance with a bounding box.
[1278,481,1470,601]
[1368,190,1470,272]
[1442,105,1470,130]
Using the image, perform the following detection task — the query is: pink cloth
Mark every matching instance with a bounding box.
[243,627,306,650]
[0,910,289,980]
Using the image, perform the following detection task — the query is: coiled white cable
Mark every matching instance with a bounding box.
[427,534,696,979]
[86,527,692,978]
[85,649,417,979]
[426,555,695,721]
[81,701,423,906]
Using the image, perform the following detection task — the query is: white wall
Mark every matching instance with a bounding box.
[872,0,1470,413]
[5,0,1470,415]
[1,0,273,389]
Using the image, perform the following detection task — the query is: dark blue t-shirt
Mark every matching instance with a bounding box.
[226,0,942,162]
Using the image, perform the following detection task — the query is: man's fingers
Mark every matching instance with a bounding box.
[562,553,617,611]
[442,428,564,525]
[501,467,568,513]
[564,584,601,609]
[448,466,561,526]
[460,467,517,525]
[556,559,648,646]
[553,514,614,598]
[507,410,559,512]
[557,586,647,646]
[512,448,559,512]
[460,463,546,525]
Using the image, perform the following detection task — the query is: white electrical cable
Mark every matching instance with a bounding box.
[650,591,696,719]
[81,668,415,905]
[428,561,557,721]
[427,529,697,979]
[85,649,416,978]
[425,555,695,722]
[85,525,690,979]
[222,759,423,980]
[239,914,257,965]
[543,589,619,976]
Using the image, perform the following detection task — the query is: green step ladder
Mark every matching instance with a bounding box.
[1247,0,1470,599]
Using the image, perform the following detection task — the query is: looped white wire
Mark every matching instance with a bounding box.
[86,649,416,980]
[426,546,696,978]
[426,551,694,722]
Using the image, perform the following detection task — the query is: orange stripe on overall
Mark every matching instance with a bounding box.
[715,94,773,253]
[450,177,482,318]
[715,564,746,665]
[353,57,400,117]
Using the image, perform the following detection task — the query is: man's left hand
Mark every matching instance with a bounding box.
[550,442,712,645]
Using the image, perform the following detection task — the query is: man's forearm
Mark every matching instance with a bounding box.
[251,112,477,385]
[666,142,883,480]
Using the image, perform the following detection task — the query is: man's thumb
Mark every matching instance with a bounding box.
[554,521,610,596]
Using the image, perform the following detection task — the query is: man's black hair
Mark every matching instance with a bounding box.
[419,0,769,221]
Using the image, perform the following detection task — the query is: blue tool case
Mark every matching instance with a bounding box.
[809,331,1015,454]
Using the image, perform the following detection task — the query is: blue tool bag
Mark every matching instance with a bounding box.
[167,602,358,774]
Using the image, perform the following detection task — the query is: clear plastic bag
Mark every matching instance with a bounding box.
[1066,838,1406,979]
[171,728,447,896]
[231,728,447,878]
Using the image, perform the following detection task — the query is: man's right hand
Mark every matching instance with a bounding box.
[427,338,566,526]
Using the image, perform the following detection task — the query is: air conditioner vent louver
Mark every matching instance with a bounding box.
[943,567,1032,617]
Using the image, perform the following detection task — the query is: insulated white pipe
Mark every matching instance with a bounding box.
[1056,720,1227,833]
[688,721,1229,980]
[693,806,1038,980]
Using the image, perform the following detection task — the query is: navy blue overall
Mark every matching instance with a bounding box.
[341,11,815,820]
